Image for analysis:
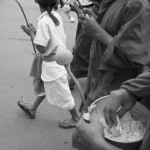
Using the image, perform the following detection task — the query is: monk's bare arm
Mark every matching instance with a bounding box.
[94,25,113,46]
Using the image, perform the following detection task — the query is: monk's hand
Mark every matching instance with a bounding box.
[78,14,102,39]
[21,23,36,37]
[68,2,78,14]
[84,8,97,20]
[103,89,137,128]
[76,112,104,147]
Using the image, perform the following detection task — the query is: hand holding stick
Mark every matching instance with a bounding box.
[74,0,86,15]
[15,0,36,53]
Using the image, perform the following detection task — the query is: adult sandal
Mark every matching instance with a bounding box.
[18,101,35,119]
[58,119,76,129]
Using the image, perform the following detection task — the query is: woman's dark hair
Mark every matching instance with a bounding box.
[36,0,59,26]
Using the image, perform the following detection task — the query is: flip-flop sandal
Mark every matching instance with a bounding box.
[58,119,76,129]
[59,122,76,129]
[17,101,35,119]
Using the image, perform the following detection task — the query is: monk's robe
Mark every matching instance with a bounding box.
[121,72,150,99]
[70,22,93,78]
[70,5,100,79]
[121,71,150,109]
[86,0,150,104]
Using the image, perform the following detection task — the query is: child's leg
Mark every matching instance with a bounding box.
[59,106,79,129]
[29,95,45,114]
[69,106,79,122]
[44,75,79,128]
[18,95,45,119]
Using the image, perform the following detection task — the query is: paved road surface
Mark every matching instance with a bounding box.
[0,0,87,150]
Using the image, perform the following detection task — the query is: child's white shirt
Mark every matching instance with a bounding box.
[34,11,67,82]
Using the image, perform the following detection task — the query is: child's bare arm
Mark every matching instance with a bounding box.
[34,44,46,54]
[30,33,46,54]
[21,24,46,53]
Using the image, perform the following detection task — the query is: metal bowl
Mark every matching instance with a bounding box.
[90,96,150,150]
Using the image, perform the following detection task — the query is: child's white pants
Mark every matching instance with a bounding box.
[44,74,75,110]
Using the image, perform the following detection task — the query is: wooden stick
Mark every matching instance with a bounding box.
[15,0,36,54]
[65,64,88,113]
[76,0,86,15]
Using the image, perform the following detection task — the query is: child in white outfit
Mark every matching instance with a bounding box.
[18,0,79,128]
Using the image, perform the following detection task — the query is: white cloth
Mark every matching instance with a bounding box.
[41,61,67,82]
[33,11,75,110]
[34,11,67,56]
[44,74,75,110]
[33,11,67,82]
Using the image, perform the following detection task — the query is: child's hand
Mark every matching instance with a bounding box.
[21,23,36,37]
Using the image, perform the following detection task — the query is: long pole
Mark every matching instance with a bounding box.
[76,0,86,15]
[15,0,36,53]
[65,65,88,113]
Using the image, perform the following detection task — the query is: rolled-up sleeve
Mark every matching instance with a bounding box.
[34,20,50,47]
[121,72,150,97]
[102,1,150,70]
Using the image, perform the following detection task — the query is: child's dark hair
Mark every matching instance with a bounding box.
[36,0,59,26]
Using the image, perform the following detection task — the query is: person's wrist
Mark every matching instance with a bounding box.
[120,88,139,101]
[95,26,113,46]
[30,32,35,41]
[95,27,105,41]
